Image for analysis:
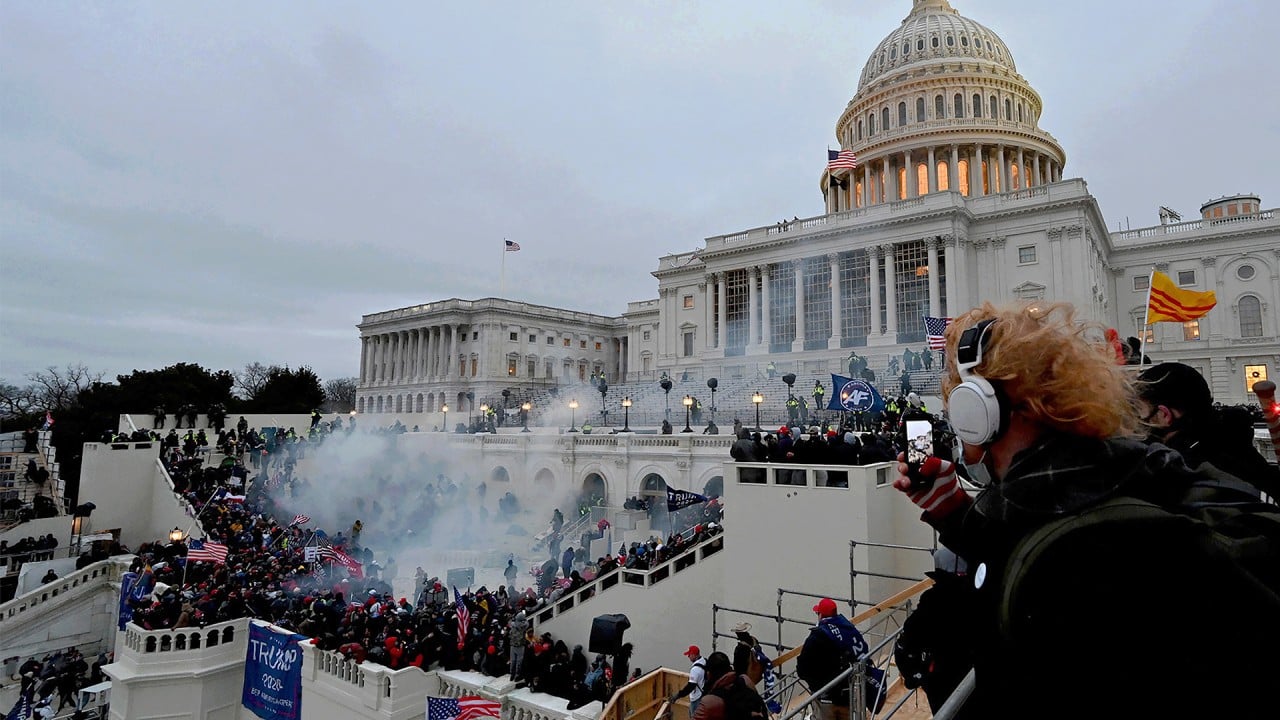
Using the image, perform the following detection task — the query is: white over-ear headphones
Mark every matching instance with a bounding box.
[948,319,1007,446]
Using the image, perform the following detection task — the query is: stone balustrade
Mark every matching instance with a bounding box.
[119,617,247,666]
[0,556,129,625]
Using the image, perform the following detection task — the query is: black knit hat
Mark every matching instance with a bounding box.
[1137,362,1213,418]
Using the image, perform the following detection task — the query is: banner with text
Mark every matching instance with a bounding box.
[242,620,306,720]
[666,487,709,512]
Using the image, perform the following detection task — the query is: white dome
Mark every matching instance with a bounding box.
[858,0,1017,91]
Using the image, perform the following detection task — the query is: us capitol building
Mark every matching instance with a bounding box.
[356,0,1278,415]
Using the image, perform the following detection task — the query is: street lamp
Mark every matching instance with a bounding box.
[441,404,449,432]
[682,395,694,433]
[479,404,489,433]
[621,397,632,432]
[521,401,532,432]
[568,399,579,432]
[752,390,764,432]
[169,527,184,543]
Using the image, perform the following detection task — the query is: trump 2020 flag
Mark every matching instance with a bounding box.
[829,374,885,413]
[666,487,709,512]
[243,620,307,720]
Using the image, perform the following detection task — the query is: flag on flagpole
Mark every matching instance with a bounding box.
[5,684,34,720]
[187,539,229,564]
[925,316,954,350]
[827,148,858,171]
[289,514,311,527]
[428,696,501,720]
[1146,270,1217,323]
[131,562,155,601]
[453,587,470,649]
[318,545,363,577]
[504,239,521,252]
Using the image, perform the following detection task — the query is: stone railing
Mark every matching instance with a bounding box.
[530,532,726,626]
[0,556,129,626]
[120,617,246,662]
[1113,208,1276,241]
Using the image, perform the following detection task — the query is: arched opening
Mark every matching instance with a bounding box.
[223,626,235,644]
[703,476,724,498]
[916,97,925,122]
[145,637,157,653]
[376,397,384,413]
[1239,295,1263,337]
[416,393,424,412]
[640,473,668,522]
[916,163,928,196]
[395,396,403,413]
[175,633,187,650]
[897,102,907,127]
[935,94,945,119]
[534,468,555,494]
[881,108,889,133]
[581,473,607,507]
[427,393,435,412]
[208,630,219,647]
[958,158,970,196]
[160,635,171,652]
[191,632,201,649]
[1005,98,1012,120]
[989,95,997,120]
[491,466,511,483]
[1011,163,1020,190]
[973,93,982,118]
[937,160,950,191]
[953,94,964,119]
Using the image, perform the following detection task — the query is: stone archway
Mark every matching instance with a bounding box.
[581,473,607,505]
[491,466,511,484]
[703,475,724,498]
[534,468,556,494]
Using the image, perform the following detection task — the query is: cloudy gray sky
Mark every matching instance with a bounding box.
[3,0,1276,384]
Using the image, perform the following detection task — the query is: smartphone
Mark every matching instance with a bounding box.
[902,419,934,490]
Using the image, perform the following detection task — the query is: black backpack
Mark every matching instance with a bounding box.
[995,494,1280,716]
[708,675,769,720]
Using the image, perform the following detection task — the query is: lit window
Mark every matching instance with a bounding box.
[643,330,651,341]
[1237,264,1255,280]
[1133,276,1149,291]
[1213,207,1223,218]
[1018,245,1037,264]
[1182,320,1200,341]
[683,295,694,309]
[595,342,603,351]
[507,358,517,375]
[1177,270,1196,286]
[1228,204,1238,216]
[509,332,518,342]
[1239,296,1263,337]
[1245,364,1269,393]
[937,160,950,191]
[563,338,570,347]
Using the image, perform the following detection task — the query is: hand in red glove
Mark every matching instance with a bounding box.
[893,454,969,520]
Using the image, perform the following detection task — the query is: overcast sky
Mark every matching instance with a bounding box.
[2,0,1276,384]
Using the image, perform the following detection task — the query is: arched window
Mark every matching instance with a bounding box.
[989,95,998,119]
[868,112,876,135]
[898,102,907,127]
[897,166,907,200]
[972,94,982,118]
[937,160,950,191]
[957,159,970,196]
[946,35,954,47]
[935,94,945,118]
[1018,103,1024,122]
[917,38,925,51]
[890,46,897,60]
[916,97,926,122]
[857,119,863,140]
[954,94,964,118]
[917,163,928,195]
[881,107,890,132]
[932,36,940,49]
[903,41,911,56]
[1239,295,1263,337]
[1005,98,1012,120]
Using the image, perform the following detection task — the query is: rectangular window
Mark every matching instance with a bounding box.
[546,336,554,345]
[803,257,832,345]
[1245,365,1269,394]
[563,338,571,347]
[509,332,518,342]
[470,358,477,376]
[1182,320,1200,341]
[683,331,695,356]
[527,360,536,377]
[507,358,517,376]
[580,340,587,349]
[1177,270,1196,286]
[1018,245,1037,264]
[528,333,536,343]
[840,250,872,341]
[643,330,651,341]
[894,240,930,343]
[595,342,602,351]
[683,295,694,309]
[1133,276,1149,291]
[472,331,478,340]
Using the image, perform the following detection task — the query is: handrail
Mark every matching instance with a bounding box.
[597,668,689,720]
[0,557,130,622]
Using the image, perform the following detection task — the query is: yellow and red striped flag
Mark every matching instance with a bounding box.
[1146,270,1216,323]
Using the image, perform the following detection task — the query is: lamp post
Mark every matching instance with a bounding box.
[169,527,184,543]
[682,395,694,433]
[521,401,532,432]
[752,390,764,432]
[441,404,448,432]
[621,397,632,433]
[568,399,579,433]
[707,378,718,421]
[479,404,489,433]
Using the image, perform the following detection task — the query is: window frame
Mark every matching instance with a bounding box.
[1017,245,1038,265]
[1176,270,1197,287]
[1133,276,1150,291]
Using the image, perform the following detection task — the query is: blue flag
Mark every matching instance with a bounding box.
[118,571,137,630]
[666,487,709,512]
[6,684,34,720]
[243,621,306,720]
[828,374,884,413]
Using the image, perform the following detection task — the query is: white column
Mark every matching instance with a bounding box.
[927,237,941,317]
[1016,148,1025,190]
[422,327,433,379]
[927,147,937,194]
[716,274,727,349]
[905,150,916,198]
[747,267,761,351]
[883,244,898,339]
[703,279,714,350]
[376,334,386,383]
[359,337,369,383]
[861,165,871,207]
[760,265,773,349]
[825,177,836,214]
[1032,152,1041,187]
[792,259,806,352]
[393,333,402,382]
[869,248,882,336]
[828,253,842,349]
[883,157,895,202]
[949,145,960,192]
[399,331,409,380]
[971,144,983,196]
[943,236,958,317]
[449,324,460,378]
[996,145,1006,193]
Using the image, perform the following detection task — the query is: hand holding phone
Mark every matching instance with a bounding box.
[902,419,934,490]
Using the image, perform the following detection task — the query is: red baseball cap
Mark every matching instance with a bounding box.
[683,645,700,658]
[813,598,838,617]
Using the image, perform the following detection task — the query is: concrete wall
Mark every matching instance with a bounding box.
[106,618,250,720]
[78,441,194,550]
[0,557,128,665]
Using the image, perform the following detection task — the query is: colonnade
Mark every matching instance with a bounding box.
[826,143,1061,212]
[360,324,464,385]
[704,236,963,351]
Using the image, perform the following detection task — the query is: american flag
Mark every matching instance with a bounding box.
[187,539,229,565]
[454,586,469,648]
[318,545,363,578]
[925,316,953,350]
[427,696,501,720]
[504,239,521,252]
[290,514,311,527]
[827,148,858,171]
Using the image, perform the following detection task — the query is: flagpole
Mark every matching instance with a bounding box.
[1139,268,1154,364]
[501,239,507,298]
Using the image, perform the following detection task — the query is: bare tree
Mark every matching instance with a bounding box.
[323,377,359,413]
[0,380,40,418]
[26,363,104,411]
[234,362,275,400]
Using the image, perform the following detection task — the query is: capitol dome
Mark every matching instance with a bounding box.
[821,0,1066,212]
